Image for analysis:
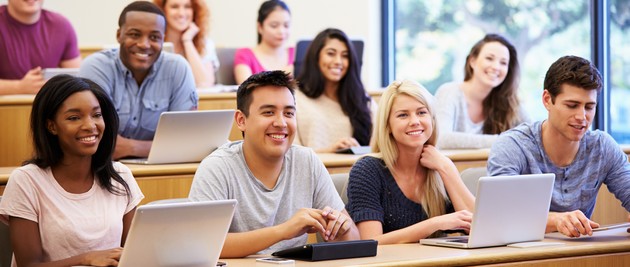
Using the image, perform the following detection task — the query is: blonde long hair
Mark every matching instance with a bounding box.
[371,80,449,221]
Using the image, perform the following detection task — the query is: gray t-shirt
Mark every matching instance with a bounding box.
[487,121,630,218]
[189,141,344,255]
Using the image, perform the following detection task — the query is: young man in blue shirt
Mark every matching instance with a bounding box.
[80,1,198,159]
[488,55,630,238]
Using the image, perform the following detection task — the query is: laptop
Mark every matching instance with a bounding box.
[420,173,555,248]
[120,110,234,165]
[293,39,364,79]
[118,199,237,267]
[42,68,80,80]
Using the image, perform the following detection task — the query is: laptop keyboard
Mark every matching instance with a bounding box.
[448,237,469,243]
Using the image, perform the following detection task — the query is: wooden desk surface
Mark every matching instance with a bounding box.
[0,90,384,167]
[221,228,630,267]
[0,151,486,205]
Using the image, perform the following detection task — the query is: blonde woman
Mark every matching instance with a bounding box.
[346,80,475,244]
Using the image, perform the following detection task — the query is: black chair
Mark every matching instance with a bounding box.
[216,47,238,85]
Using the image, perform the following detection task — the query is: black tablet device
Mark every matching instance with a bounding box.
[271,240,378,261]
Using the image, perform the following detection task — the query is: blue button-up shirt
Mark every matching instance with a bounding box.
[79,48,198,140]
[488,121,630,218]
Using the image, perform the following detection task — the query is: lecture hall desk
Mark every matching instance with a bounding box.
[220,227,630,267]
[0,90,383,167]
[1,148,629,225]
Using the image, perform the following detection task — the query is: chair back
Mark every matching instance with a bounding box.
[216,47,238,85]
[0,196,12,267]
[330,173,350,205]
[460,167,487,197]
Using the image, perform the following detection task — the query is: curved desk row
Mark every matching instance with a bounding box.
[222,228,630,267]
[1,148,629,225]
[0,91,382,167]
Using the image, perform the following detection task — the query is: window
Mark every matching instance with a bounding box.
[610,0,630,143]
[391,0,592,122]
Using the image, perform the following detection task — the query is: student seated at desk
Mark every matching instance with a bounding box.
[189,71,359,258]
[0,75,143,266]
[233,0,294,84]
[0,0,81,95]
[346,80,474,244]
[154,0,220,87]
[488,55,630,238]
[79,1,198,160]
[434,34,528,149]
[294,28,375,153]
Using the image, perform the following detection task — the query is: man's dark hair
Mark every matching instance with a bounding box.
[118,1,165,27]
[236,70,296,117]
[544,55,602,103]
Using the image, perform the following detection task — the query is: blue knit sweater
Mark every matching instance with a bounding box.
[347,156,453,233]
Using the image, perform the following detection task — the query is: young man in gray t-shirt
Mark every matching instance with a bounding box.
[488,56,630,238]
[189,70,359,257]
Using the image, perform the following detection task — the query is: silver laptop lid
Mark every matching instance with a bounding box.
[466,173,555,248]
[118,199,237,267]
[138,109,234,164]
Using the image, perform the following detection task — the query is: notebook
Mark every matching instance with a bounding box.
[118,199,237,267]
[42,68,80,80]
[420,173,555,248]
[120,110,234,165]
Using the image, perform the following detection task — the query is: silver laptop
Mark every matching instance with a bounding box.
[120,110,234,165]
[118,199,237,267]
[42,68,80,80]
[420,173,555,248]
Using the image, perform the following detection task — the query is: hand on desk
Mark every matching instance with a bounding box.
[321,206,353,241]
[549,210,600,238]
[433,210,473,232]
[278,207,354,242]
[279,208,328,240]
[325,137,360,153]
[19,67,45,94]
[81,248,122,266]
[113,135,151,160]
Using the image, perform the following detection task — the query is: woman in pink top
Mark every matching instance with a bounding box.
[233,0,295,84]
[0,75,144,267]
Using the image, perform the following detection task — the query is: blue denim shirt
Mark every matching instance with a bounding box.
[488,121,630,218]
[79,48,198,140]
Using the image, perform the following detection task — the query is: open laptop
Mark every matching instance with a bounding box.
[42,68,80,80]
[118,199,237,267]
[120,110,234,165]
[420,173,555,248]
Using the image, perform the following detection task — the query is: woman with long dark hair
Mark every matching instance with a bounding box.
[0,75,143,266]
[435,33,528,149]
[295,28,374,152]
